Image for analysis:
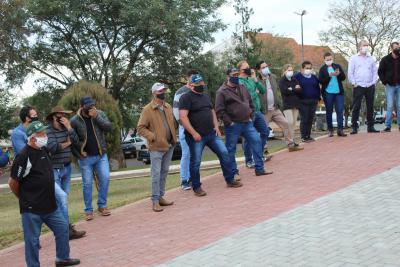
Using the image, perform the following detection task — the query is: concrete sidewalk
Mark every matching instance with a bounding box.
[1,131,399,266]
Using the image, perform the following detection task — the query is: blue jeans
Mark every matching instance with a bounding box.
[385,85,400,128]
[54,164,72,223]
[178,125,190,183]
[243,111,269,163]
[78,154,110,213]
[186,131,234,190]
[224,121,265,173]
[325,93,344,130]
[21,209,70,267]
[149,146,174,202]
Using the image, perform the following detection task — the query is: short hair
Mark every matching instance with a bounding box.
[255,60,267,70]
[186,69,200,77]
[282,64,293,75]
[237,60,248,69]
[301,61,312,68]
[390,42,399,49]
[323,52,333,58]
[358,40,368,48]
[19,106,36,123]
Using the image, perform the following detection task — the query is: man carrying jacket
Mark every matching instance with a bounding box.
[71,96,112,221]
[378,41,400,132]
[137,83,176,212]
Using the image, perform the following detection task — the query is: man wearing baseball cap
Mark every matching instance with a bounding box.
[137,82,177,212]
[8,121,80,267]
[179,74,242,197]
[70,96,112,221]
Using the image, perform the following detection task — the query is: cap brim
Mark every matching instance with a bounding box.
[37,125,48,132]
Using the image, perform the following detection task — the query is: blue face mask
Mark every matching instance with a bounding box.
[261,67,270,76]
[229,76,239,85]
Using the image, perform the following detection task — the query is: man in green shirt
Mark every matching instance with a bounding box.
[238,60,270,168]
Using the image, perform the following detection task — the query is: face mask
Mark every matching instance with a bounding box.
[156,93,165,100]
[29,116,38,122]
[361,46,369,54]
[229,76,239,85]
[243,68,252,76]
[285,71,294,79]
[304,69,312,76]
[35,136,48,148]
[193,85,204,93]
[325,60,333,66]
[394,49,400,56]
[261,67,270,76]
[56,116,63,124]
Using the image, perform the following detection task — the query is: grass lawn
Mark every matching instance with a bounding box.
[0,169,219,250]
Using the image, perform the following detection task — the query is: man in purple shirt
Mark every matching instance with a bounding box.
[348,40,379,134]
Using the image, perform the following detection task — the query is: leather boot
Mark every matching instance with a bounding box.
[152,202,163,212]
[337,129,347,137]
[328,129,334,137]
[159,197,174,206]
[69,224,86,240]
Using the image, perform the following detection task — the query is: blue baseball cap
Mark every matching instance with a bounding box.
[80,96,96,108]
[190,74,204,85]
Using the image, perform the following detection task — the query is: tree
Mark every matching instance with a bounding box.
[0,89,18,139]
[319,0,400,60]
[2,0,226,100]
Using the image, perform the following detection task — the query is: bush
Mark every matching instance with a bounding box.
[58,80,123,159]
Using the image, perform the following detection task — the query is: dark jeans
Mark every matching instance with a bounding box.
[325,93,344,130]
[224,121,265,173]
[299,99,318,138]
[186,131,234,190]
[351,85,375,128]
[243,111,270,163]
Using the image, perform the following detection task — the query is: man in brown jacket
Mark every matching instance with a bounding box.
[137,82,177,212]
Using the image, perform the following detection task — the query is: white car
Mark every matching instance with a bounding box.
[123,135,148,150]
[331,112,352,128]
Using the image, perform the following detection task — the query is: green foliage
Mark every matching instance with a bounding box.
[58,80,122,158]
[0,90,18,139]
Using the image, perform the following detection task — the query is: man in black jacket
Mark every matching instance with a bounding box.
[378,42,400,132]
[319,52,347,137]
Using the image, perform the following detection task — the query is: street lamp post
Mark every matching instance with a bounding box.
[294,10,307,62]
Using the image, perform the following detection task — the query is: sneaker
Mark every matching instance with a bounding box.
[85,212,94,221]
[193,187,207,197]
[234,174,241,181]
[159,197,174,206]
[255,170,273,176]
[97,207,111,216]
[227,180,243,188]
[181,181,191,190]
[263,155,273,162]
[382,127,391,132]
[69,224,86,240]
[367,127,379,133]
[246,161,255,168]
[55,258,80,266]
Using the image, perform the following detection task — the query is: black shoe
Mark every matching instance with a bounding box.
[227,180,243,188]
[55,258,80,266]
[306,136,316,142]
[255,170,273,176]
[350,128,358,135]
[382,127,391,132]
[367,127,379,133]
[337,129,347,137]
[69,224,86,240]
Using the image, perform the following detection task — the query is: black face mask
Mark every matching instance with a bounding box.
[56,116,63,124]
[243,68,252,76]
[394,49,400,56]
[29,116,38,122]
[193,85,205,93]
[156,93,166,100]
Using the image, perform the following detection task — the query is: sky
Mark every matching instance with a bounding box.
[15,0,332,100]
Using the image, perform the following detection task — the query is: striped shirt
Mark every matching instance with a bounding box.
[173,85,190,123]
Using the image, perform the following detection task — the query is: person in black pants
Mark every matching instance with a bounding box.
[294,61,321,142]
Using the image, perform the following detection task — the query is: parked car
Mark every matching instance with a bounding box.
[374,112,385,124]
[121,140,137,159]
[137,142,182,164]
[331,112,353,128]
[123,135,148,150]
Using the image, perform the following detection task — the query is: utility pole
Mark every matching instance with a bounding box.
[294,10,307,62]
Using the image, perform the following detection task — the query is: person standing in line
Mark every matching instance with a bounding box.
[46,106,86,240]
[8,121,80,267]
[237,60,270,169]
[173,70,199,190]
[348,40,379,134]
[179,74,242,197]
[256,61,303,152]
[294,61,321,142]
[70,96,112,221]
[378,41,400,132]
[137,83,176,212]
[11,106,39,156]
[215,67,273,179]
[278,64,303,150]
[319,52,347,137]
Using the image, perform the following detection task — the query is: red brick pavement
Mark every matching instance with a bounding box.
[1,132,399,266]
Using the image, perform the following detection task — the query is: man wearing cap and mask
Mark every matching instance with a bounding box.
[70,96,112,221]
[11,106,39,156]
[47,107,86,239]
[8,121,80,267]
[179,74,242,197]
[137,83,177,212]
[216,68,273,179]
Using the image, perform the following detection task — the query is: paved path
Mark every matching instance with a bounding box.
[1,131,399,266]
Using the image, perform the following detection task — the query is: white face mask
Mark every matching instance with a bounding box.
[35,136,48,148]
[361,46,369,54]
[304,69,312,76]
[285,71,294,79]
[325,60,333,66]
